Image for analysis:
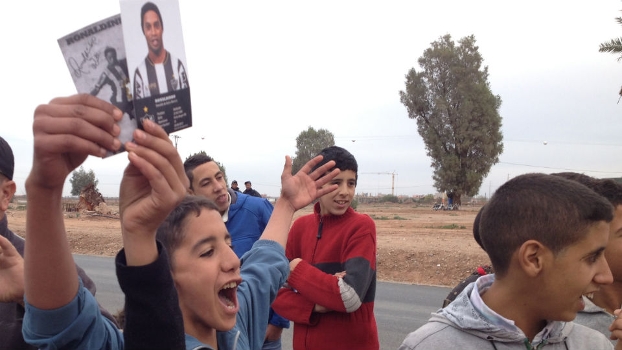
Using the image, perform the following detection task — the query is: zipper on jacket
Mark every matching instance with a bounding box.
[316,219,324,239]
[311,218,323,264]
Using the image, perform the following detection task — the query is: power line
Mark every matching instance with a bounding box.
[498,161,622,174]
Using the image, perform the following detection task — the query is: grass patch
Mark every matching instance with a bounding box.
[439,224,466,229]
[424,224,466,229]
[370,214,409,221]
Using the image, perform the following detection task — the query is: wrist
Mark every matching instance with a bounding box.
[25,177,63,199]
[122,233,158,266]
[273,199,296,217]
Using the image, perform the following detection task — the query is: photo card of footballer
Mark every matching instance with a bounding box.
[120,0,192,134]
[58,14,138,157]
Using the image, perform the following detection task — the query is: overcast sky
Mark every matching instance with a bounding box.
[3,1,622,198]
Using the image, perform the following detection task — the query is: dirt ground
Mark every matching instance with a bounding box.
[6,202,490,287]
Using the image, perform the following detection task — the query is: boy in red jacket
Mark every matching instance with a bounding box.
[272,146,379,350]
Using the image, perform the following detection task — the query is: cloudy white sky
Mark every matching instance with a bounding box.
[3,1,622,198]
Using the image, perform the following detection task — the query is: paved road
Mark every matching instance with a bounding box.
[74,254,450,350]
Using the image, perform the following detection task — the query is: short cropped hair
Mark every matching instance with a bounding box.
[141,2,163,32]
[472,205,485,250]
[553,172,622,208]
[480,173,613,277]
[312,146,358,184]
[104,47,117,59]
[599,179,622,208]
[183,154,214,190]
[156,196,220,266]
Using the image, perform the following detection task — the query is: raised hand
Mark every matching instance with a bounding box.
[259,156,339,248]
[119,119,188,266]
[0,235,24,304]
[27,94,122,191]
[279,155,339,211]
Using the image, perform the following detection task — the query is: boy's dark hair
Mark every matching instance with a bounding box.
[156,195,220,266]
[141,2,163,32]
[183,154,214,190]
[312,146,358,184]
[552,172,622,208]
[599,179,622,208]
[104,47,117,59]
[480,173,613,277]
[473,205,485,250]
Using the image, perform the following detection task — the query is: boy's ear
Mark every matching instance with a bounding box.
[517,240,550,277]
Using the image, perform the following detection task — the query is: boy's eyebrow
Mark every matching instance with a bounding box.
[584,246,606,259]
[191,236,216,253]
[191,232,232,253]
[199,171,223,184]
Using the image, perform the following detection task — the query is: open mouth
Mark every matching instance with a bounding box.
[218,281,238,309]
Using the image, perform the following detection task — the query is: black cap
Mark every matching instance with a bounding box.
[0,136,14,180]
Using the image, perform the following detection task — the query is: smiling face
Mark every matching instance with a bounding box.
[318,170,356,216]
[142,10,163,56]
[189,161,229,214]
[538,220,613,321]
[171,209,242,337]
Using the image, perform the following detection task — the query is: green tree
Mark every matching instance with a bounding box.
[69,166,99,196]
[598,13,622,99]
[186,151,228,184]
[292,126,335,174]
[399,34,503,205]
[599,15,622,58]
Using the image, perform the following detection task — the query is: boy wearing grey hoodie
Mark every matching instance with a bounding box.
[400,173,622,350]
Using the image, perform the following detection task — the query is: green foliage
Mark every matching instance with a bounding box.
[350,198,359,210]
[399,34,503,199]
[69,166,99,196]
[419,194,436,204]
[292,126,335,174]
[186,151,228,184]
[599,16,622,60]
[380,194,399,203]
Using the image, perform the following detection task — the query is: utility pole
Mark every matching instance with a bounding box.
[362,172,398,196]
[172,135,181,149]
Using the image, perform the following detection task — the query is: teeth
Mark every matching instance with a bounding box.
[222,282,237,290]
[585,292,594,299]
[221,294,235,307]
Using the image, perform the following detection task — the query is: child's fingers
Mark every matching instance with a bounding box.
[126,151,182,207]
[43,93,122,132]
[314,168,340,191]
[125,129,187,199]
[299,155,324,174]
[308,159,337,180]
[280,155,293,180]
[130,120,188,190]
[33,118,121,157]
